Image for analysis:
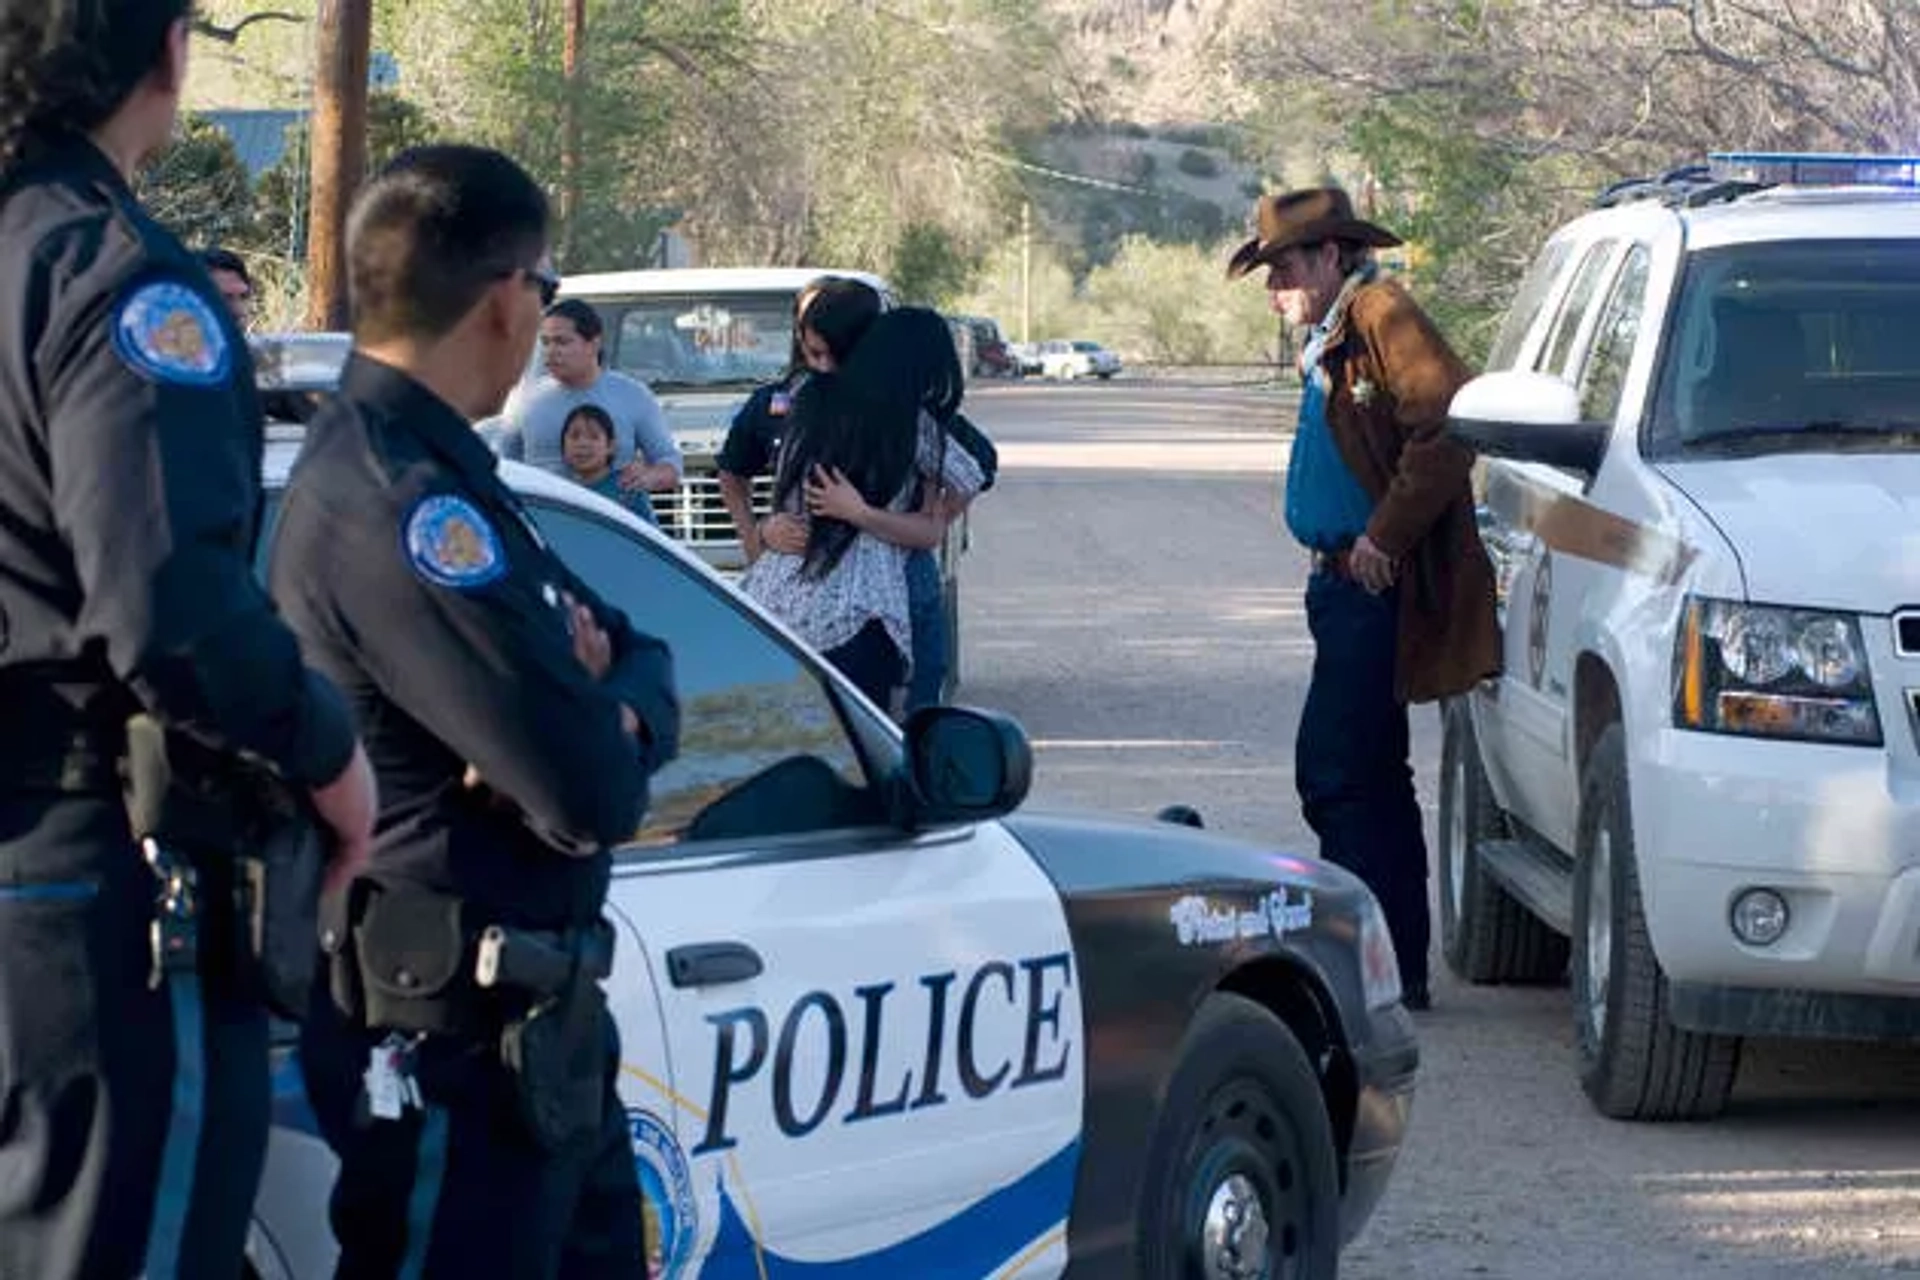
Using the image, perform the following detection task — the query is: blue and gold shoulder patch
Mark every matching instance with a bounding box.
[111,281,230,386]
[403,494,506,590]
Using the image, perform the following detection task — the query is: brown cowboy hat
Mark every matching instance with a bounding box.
[1226,187,1403,280]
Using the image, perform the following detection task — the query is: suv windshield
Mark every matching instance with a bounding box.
[1652,239,1920,454]
[596,292,796,390]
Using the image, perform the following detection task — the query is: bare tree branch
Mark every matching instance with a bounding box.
[190,11,303,44]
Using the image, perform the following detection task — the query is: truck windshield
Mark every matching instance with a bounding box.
[1651,239,1920,454]
[594,292,797,390]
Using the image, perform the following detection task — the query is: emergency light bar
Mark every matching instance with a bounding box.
[1707,151,1920,188]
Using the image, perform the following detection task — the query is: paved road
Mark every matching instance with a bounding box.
[958,379,1920,1279]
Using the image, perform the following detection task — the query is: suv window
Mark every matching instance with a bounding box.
[1651,240,1920,452]
[528,502,884,846]
[1485,237,1574,372]
[1537,240,1617,378]
[1577,245,1652,423]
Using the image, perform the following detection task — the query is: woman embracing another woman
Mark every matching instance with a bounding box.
[741,301,985,709]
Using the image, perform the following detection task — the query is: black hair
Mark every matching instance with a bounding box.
[0,0,190,169]
[785,275,876,376]
[544,297,604,343]
[201,246,251,286]
[775,305,962,579]
[561,402,616,445]
[346,144,550,344]
[800,282,884,370]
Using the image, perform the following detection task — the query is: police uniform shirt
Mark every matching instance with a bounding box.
[716,374,805,479]
[268,354,680,928]
[0,137,355,784]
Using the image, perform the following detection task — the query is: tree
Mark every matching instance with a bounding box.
[137,113,257,251]
[250,91,444,265]
[890,223,976,307]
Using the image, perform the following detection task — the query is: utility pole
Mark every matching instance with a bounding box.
[560,0,586,267]
[305,0,372,331]
[1020,199,1032,345]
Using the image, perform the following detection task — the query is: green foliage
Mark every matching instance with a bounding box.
[137,114,256,251]
[249,91,443,264]
[1176,148,1222,179]
[1082,236,1282,365]
[890,223,977,308]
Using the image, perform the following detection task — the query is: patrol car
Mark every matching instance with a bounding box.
[242,336,1417,1279]
[1443,151,1920,1123]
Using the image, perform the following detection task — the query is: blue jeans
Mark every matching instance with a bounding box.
[905,549,946,712]
[1296,572,1430,992]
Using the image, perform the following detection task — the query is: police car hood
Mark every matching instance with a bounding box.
[1661,454,1920,610]
[1001,808,1370,905]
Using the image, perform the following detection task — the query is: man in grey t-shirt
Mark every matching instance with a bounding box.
[497,298,683,493]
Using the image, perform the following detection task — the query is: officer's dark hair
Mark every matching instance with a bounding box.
[347,144,550,345]
[562,402,615,446]
[544,298,603,343]
[799,280,883,368]
[0,0,191,169]
[201,246,251,286]
[775,305,961,580]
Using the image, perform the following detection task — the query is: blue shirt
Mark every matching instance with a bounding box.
[1283,322,1375,551]
[576,471,659,527]
[497,371,684,479]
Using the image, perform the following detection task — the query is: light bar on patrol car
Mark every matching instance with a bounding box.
[1707,151,1920,188]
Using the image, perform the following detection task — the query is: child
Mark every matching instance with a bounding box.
[561,402,659,527]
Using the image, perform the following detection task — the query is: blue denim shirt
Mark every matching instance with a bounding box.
[1283,318,1374,552]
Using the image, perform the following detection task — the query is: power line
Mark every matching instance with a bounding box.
[973,149,1157,196]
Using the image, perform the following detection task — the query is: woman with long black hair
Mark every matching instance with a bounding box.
[741,304,985,707]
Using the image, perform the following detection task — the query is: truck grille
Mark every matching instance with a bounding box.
[649,469,773,544]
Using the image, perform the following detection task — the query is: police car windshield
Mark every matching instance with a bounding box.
[1652,239,1920,453]
[600,293,796,390]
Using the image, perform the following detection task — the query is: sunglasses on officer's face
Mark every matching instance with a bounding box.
[523,265,561,309]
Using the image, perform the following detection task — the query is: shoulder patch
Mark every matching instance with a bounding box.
[403,494,507,590]
[111,281,230,386]
[769,390,792,417]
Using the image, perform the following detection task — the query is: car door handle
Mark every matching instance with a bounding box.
[666,942,764,989]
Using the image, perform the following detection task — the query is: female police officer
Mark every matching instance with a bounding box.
[0,6,376,1278]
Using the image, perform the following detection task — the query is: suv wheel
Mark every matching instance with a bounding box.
[1136,994,1339,1280]
[1438,700,1568,985]
[1571,724,1740,1120]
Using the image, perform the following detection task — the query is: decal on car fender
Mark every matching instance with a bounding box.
[1169,888,1314,946]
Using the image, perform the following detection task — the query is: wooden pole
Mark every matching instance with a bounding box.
[304,0,372,331]
[561,0,586,266]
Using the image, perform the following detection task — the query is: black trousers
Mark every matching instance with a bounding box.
[823,619,906,710]
[301,984,644,1279]
[1295,573,1432,991]
[0,790,269,1280]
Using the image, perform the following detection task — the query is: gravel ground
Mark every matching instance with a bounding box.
[960,379,1920,1280]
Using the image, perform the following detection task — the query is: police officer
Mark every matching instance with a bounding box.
[269,145,679,1278]
[0,5,377,1279]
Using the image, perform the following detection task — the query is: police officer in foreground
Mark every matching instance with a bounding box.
[269,145,679,1277]
[0,4,378,1278]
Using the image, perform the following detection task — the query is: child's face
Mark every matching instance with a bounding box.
[562,416,613,475]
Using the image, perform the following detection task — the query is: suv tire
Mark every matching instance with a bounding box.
[1571,724,1740,1120]
[1438,700,1568,985]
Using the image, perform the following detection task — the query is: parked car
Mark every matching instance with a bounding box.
[1443,150,1920,1122]
[243,335,1418,1280]
[1035,339,1122,381]
[949,313,1017,379]
[1007,340,1045,377]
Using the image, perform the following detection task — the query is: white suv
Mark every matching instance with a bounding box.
[1441,152,1920,1121]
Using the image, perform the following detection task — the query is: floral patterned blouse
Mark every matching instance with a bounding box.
[740,412,984,670]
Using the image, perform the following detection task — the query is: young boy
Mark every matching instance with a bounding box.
[562,402,660,527]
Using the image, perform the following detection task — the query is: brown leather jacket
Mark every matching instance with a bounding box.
[1319,276,1500,703]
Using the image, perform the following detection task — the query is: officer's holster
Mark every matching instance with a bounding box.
[122,714,326,1021]
[326,878,616,1149]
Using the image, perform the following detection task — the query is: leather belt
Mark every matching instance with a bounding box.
[1309,545,1356,579]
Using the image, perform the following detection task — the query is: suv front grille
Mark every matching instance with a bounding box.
[649,469,773,544]
[1895,611,1920,658]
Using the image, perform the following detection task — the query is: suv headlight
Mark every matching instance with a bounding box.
[1674,597,1880,745]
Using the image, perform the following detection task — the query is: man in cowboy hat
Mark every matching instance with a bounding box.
[1230,186,1499,1011]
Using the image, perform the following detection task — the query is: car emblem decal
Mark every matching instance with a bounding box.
[629,1108,697,1278]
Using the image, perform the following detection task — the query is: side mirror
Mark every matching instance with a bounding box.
[1448,370,1610,477]
[901,706,1032,828]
